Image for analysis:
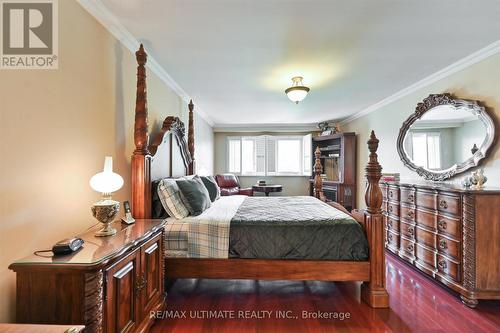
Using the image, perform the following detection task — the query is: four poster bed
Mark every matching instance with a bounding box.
[131,45,389,308]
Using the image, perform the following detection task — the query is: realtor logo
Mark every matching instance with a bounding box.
[1,0,58,69]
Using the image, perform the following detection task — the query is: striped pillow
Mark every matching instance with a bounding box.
[157,179,189,219]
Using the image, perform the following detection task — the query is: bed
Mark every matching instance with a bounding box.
[131,45,389,308]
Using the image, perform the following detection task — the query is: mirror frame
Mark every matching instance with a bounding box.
[397,93,495,181]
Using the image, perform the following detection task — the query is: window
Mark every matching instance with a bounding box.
[411,132,441,169]
[227,134,312,176]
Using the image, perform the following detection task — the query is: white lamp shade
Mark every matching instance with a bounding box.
[286,89,308,103]
[90,156,124,194]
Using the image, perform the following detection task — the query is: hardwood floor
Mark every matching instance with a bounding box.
[152,253,500,332]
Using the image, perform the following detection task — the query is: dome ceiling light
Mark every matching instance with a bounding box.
[285,76,310,104]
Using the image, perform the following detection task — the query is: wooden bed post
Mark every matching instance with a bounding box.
[187,99,195,175]
[313,146,323,199]
[361,131,389,308]
[131,44,152,219]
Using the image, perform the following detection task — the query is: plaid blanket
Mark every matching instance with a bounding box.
[187,195,245,258]
[163,196,246,258]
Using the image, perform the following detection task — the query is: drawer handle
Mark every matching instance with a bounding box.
[389,191,394,198]
[407,226,414,237]
[407,244,414,252]
[439,200,448,209]
[387,220,392,228]
[438,219,447,230]
[388,205,393,213]
[407,194,415,203]
[439,239,447,250]
[438,260,447,270]
[407,210,414,219]
[388,234,393,242]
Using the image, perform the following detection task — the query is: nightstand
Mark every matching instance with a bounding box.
[9,219,166,333]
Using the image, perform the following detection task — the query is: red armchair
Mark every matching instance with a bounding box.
[215,174,253,196]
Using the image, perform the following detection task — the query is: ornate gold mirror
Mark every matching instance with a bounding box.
[397,94,495,181]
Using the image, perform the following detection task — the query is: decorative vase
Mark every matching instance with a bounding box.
[91,199,120,237]
[470,169,487,189]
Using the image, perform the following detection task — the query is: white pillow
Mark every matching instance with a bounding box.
[157,179,189,219]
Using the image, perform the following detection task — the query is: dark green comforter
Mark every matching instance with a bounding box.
[229,196,369,260]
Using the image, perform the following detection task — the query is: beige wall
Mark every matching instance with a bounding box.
[0,1,213,322]
[343,53,500,208]
[214,132,310,196]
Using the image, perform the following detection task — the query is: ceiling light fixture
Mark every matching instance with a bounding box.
[285,76,310,104]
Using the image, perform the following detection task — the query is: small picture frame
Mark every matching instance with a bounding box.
[121,200,135,224]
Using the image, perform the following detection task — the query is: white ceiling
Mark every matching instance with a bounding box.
[99,0,500,126]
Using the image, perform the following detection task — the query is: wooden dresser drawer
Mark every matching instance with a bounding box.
[400,204,415,223]
[400,220,415,240]
[387,186,400,202]
[415,226,436,249]
[415,208,437,231]
[437,215,461,240]
[400,187,416,205]
[437,193,460,217]
[387,201,399,217]
[387,230,399,253]
[437,236,460,261]
[381,184,388,200]
[436,254,461,283]
[415,243,436,274]
[416,189,437,210]
[386,215,400,233]
[399,236,415,260]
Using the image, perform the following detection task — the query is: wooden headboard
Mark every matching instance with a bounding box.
[131,44,195,219]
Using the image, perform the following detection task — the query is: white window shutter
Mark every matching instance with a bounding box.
[303,134,312,175]
[256,136,266,175]
[266,136,277,174]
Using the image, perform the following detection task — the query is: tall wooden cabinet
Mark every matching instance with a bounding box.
[381,181,500,307]
[9,219,166,333]
[309,132,356,211]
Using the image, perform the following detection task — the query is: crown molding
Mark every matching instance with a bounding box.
[339,40,500,126]
[76,0,214,126]
[213,123,318,133]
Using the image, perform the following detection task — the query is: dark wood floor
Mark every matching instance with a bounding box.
[152,253,500,332]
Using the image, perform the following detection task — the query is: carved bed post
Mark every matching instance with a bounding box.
[187,100,195,175]
[361,131,389,308]
[313,146,323,199]
[131,44,152,219]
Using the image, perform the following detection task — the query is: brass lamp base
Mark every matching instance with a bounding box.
[91,199,120,237]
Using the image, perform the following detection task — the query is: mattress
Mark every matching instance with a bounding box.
[163,196,369,260]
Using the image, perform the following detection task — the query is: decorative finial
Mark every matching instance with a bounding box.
[368,130,379,153]
[136,44,147,66]
[188,99,194,112]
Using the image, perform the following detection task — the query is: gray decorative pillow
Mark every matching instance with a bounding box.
[157,179,189,219]
[176,176,211,216]
[200,175,221,202]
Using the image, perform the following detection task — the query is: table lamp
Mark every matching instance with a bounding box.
[89,156,124,237]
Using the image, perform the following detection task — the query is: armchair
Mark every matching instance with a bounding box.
[215,174,253,196]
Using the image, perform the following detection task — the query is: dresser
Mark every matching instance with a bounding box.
[9,219,166,333]
[381,181,500,307]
